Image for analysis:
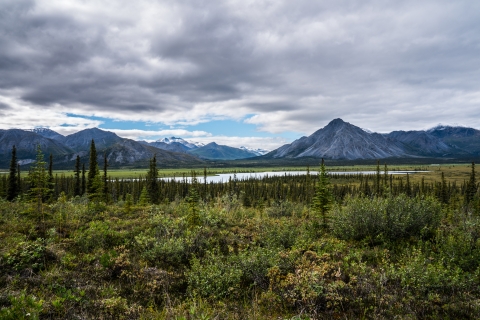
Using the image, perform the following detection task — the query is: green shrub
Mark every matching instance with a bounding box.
[0,291,44,320]
[4,238,46,271]
[187,255,243,300]
[265,200,296,218]
[331,195,442,242]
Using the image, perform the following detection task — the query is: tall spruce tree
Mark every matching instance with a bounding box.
[312,158,333,227]
[6,145,18,201]
[146,154,159,204]
[74,155,81,196]
[28,145,49,204]
[87,139,100,198]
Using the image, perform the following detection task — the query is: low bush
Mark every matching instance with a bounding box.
[331,195,442,242]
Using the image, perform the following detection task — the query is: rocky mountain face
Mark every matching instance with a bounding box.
[32,128,67,143]
[266,118,480,160]
[268,119,408,160]
[0,128,203,168]
[0,129,73,167]
[386,130,458,156]
[428,126,480,155]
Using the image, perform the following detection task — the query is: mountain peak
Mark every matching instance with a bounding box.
[326,118,347,127]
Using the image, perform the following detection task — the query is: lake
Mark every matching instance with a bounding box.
[161,170,428,183]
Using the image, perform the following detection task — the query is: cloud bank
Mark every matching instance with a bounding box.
[0,0,479,140]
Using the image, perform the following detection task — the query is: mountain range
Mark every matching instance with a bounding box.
[0,128,267,168]
[1,118,480,168]
[263,118,480,160]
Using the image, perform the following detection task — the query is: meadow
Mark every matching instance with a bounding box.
[0,161,479,319]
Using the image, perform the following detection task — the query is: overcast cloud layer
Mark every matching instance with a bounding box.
[1,0,479,148]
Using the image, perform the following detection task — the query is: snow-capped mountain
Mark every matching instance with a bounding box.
[159,137,205,149]
[239,146,270,156]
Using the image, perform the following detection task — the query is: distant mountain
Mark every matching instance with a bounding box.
[239,146,270,156]
[147,141,192,153]
[188,142,259,160]
[267,119,408,160]
[64,128,124,152]
[386,130,456,156]
[159,137,204,149]
[0,128,203,168]
[32,128,66,143]
[153,137,264,159]
[428,125,480,155]
[0,129,73,166]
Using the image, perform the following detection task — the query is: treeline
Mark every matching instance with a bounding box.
[1,143,479,214]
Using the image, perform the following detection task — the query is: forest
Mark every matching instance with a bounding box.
[1,142,480,319]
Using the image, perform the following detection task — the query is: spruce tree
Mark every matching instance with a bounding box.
[74,155,81,196]
[146,154,159,204]
[312,158,333,227]
[6,145,18,201]
[187,171,201,228]
[28,145,49,205]
[87,139,101,198]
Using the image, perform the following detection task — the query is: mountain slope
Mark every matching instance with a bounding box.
[428,126,480,155]
[387,130,456,156]
[188,142,258,160]
[267,119,409,160]
[32,128,66,144]
[64,128,124,152]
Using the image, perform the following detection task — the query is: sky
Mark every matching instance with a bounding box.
[0,0,479,150]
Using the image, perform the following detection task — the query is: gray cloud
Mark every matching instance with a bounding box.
[0,0,479,134]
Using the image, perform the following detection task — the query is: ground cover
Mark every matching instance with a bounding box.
[1,161,479,319]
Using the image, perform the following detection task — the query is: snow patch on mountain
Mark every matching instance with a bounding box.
[239,146,269,156]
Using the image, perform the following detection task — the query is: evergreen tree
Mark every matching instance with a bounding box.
[28,145,49,205]
[146,154,159,204]
[187,171,201,228]
[312,158,333,227]
[6,145,18,201]
[87,140,101,199]
[138,186,150,206]
[74,155,81,196]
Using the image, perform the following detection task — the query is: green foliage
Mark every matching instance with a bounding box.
[187,254,243,300]
[146,154,159,204]
[312,159,333,226]
[2,165,480,319]
[187,173,202,229]
[0,291,43,320]
[331,194,442,242]
[6,145,18,201]
[87,139,101,199]
[4,238,46,271]
[28,145,49,204]
[138,186,150,206]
